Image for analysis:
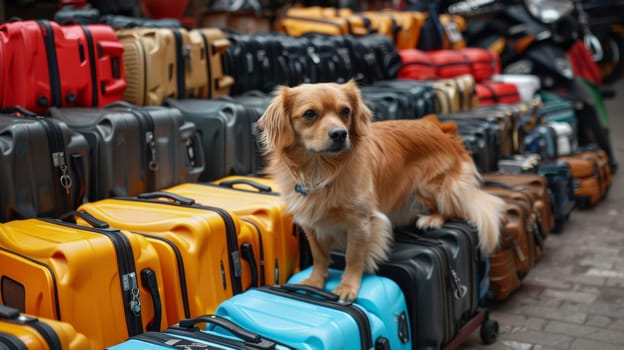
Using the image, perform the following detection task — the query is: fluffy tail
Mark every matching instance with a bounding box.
[445,162,506,254]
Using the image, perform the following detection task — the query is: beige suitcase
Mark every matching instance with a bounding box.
[190,28,234,98]
[430,79,461,114]
[177,28,209,99]
[117,28,177,105]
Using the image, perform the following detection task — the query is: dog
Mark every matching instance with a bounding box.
[258,80,505,302]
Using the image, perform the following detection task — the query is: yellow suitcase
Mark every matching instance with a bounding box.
[163,175,301,286]
[117,28,177,106]
[440,14,467,49]
[381,10,426,49]
[77,195,257,325]
[0,216,168,349]
[0,305,91,350]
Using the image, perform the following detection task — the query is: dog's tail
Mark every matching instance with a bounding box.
[450,162,506,254]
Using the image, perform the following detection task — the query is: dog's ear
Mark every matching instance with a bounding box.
[342,79,371,138]
[258,86,295,152]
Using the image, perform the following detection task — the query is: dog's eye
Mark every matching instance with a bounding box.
[303,109,316,120]
[340,107,351,118]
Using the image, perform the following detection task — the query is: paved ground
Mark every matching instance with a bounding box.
[461,79,624,350]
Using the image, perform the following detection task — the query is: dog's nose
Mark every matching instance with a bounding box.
[328,128,347,143]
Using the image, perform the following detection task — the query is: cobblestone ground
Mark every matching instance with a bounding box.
[461,79,624,350]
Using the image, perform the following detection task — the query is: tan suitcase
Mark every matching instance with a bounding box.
[430,79,461,114]
[178,28,209,99]
[117,28,177,106]
[190,28,234,98]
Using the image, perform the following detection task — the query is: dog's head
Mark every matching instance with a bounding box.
[258,80,372,155]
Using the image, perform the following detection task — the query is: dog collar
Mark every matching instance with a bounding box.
[294,182,331,196]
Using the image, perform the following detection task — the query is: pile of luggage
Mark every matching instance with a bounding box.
[0,5,615,350]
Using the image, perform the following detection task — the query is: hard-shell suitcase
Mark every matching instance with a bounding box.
[427,50,471,79]
[214,269,412,350]
[476,81,522,106]
[77,194,258,325]
[487,234,522,301]
[0,305,91,350]
[0,111,90,223]
[379,10,426,49]
[440,14,467,50]
[116,28,177,106]
[60,24,127,107]
[48,104,204,200]
[164,99,259,181]
[100,15,182,30]
[189,28,234,98]
[366,80,437,119]
[165,176,301,286]
[276,16,352,36]
[538,160,576,232]
[0,215,168,349]
[171,28,207,99]
[458,48,501,82]
[107,314,294,350]
[430,79,462,114]
[397,49,437,80]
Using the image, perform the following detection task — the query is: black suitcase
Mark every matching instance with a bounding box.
[165,99,260,181]
[359,87,413,120]
[538,160,576,233]
[0,110,90,222]
[48,104,204,200]
[332,221,482,350]
[438,116,500,172]
[304,34,356,84]
[370,80,437,119]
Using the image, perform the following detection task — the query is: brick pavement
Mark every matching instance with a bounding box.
[461,79,624,350]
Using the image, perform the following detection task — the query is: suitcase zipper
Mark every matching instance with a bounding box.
[119,196,244,294]
[37,20,61,107]
[123,108,157,189]
[198,31,214,97]
[80,25,99,106]
[40,218,144,336]
[259,286,373,350]
[173,29,188,98]
[38,118,72,215]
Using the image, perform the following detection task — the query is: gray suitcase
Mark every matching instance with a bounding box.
[0,110,91,222]
[48,103,204,200]
[165,98,260,181]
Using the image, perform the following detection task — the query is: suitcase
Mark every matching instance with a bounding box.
[107,314,294,350]
[440,14,467,50]
[439,117,499,172]
[276,16,352,36]
[426,50,472,79]
[492,74,540,102]
[430,79,462,114]
[577,145,613,191]
[454,74,479,111]
[524,124,559,161]
[77,194,259,325]
[366,80,437,119]
[547,121,576,156]
[458,48,501,82]
[48,104,204,200]
[538,160,576,232]
[498,154,542,174]
[0,20,122,114]
[0,305,92,350]
[397,49,437,80]
[487,233,522,301]
[189,28,234,98]
[450,107,515,158]
[100,15,182,30]
[163,176,301,286]
[116,28,177,106]
[164,99,259,181]
[559,151,608,208]
[284,6,353,19]
[214,269,412,350]
[351,35,403,82]
[483,173,555,237]
[333,221,481,349]
[0,111,90,223]
[379,10,426,49]
[476,81,522,106]
[538,92,578,139]
[0,215,168,349]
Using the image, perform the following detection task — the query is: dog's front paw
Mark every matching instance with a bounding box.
[332,282,359,303]
[417,214,444,229]
[298,276,326,290]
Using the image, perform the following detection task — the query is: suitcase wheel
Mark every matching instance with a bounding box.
[480,318,499,345]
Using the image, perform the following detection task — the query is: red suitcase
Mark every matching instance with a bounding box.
[457,47,501,82]
[426,49,472,79]
[397,48,437,80]
[476,81,522,106]
[60,24,127,107]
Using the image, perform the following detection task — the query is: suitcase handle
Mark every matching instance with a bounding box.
[141,269,162,332]
[137,192,196,205]
[60,210,110,229]
[277,284,340,302]
[177,315,266,344]
[217,179,272,193]
[240,243,259,288]
[0,305,20,320]
[0,106,39,117]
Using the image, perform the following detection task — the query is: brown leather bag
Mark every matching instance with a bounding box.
[558,153,605,208]
[488,212,523,301]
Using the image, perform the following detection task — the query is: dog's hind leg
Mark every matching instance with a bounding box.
[298,227,331,289]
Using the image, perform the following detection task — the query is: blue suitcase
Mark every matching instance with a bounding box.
[107,315,293,350]
[214,268,412,350]
[538,160,576,233]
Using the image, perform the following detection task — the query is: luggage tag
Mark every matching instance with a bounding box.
[444,22,464,43]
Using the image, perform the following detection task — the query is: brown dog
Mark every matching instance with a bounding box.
[258,80,505,301]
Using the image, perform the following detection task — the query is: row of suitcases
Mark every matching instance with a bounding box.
[0,174,498,349]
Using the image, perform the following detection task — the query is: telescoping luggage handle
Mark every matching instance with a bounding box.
[176,315,281,350]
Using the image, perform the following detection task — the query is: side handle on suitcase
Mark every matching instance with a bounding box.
[217,179,273,193]
[211,38,230,55]
[240,243,259,288]
[137,191,196,205]
[140,269,162,332]
[177,315,274,347]
[179,121,205,176]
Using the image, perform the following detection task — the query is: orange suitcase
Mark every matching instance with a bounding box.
[163,175,301,286]
[0,305,91,350]
[0,216,168,349]
[77,195,258,325]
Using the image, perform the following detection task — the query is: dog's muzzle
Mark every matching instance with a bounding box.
[326,128,349,153]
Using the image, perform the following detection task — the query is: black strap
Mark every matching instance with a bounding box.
[0,332,27,350]
[0,305,61,350]
[132,332,222,349]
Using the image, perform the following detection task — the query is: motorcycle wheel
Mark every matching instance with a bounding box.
[600,29,624,84]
